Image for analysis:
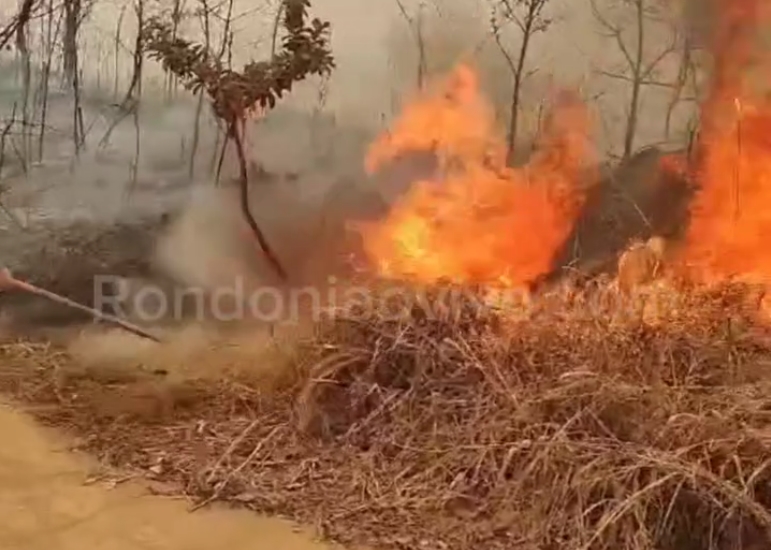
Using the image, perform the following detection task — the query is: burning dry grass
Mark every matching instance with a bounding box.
[3,283,771,550]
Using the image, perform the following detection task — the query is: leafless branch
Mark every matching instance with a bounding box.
[590,0,682,159]
[490,0,552,165]
[393,0,427,89]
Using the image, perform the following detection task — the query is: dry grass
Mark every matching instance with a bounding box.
[2,281,771,550]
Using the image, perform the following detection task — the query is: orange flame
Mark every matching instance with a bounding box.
[358,65,594,287]
[682,0,771,283]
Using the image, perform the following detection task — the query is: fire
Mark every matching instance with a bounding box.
[682,0,771,284]
[358,65,594,288]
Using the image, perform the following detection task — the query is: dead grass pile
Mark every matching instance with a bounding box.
[3,282,771,550]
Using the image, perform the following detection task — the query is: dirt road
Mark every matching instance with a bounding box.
[0,402,333,550]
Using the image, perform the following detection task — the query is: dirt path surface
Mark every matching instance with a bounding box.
[0,402,333,550]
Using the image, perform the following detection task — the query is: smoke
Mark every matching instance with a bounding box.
[0,0,716,305]
[153,124,432,294]
[679,0,717,47]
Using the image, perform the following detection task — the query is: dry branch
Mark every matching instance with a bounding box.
[0,268,160,341]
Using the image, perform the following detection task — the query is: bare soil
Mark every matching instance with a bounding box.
[0,400,334,550]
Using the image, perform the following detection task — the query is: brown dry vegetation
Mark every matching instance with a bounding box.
[2,1,771,549]
[2,283,771,550]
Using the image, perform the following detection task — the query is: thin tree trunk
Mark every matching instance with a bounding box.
[63,0,81,88]
[99,0,143,148]
[505,10,536,166]
[166,0,184,100]
[14,0,31,171]
[415,6,425,89]
[188,90,205,179]
[72,67,85,156]
[664,36,693,140]
[113,5,127,101]
[127,0,144,191]
[229,119,287,282]
[194,0,212,179]
[622,0,645,160]
[37,0,58,160]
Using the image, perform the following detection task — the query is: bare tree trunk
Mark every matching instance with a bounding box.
[14,0,31,171]
[0,103,26,230]
[592,0,678,159]
[37,0,61,161]
[415,6,425,89]
[191,0,212,179]
[125,0,144,103]
[310,74,330,162]
[188,90,205,179]
[166,0,185,101]
[214,126,228,182]
[216,0,234,62]
[622,0,645,160]
[60,0,85,156]
[127,0,144,191]
[113,4,127,101]
[72,67,85,156]
[490,0,550,167]
[0,105,18,179]
[99,0,144,149]
[506,12,536,166]
[229,119,287,282]
[62,0,81,88]
[394,0,427,90]
[664,35,695,140]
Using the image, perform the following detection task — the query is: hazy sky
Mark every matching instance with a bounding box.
[0,0,695,154]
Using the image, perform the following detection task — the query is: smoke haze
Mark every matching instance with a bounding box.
[0,0,711,298]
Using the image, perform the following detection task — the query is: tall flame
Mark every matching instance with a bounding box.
[358,65,594,287]
[682,0,771,283]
